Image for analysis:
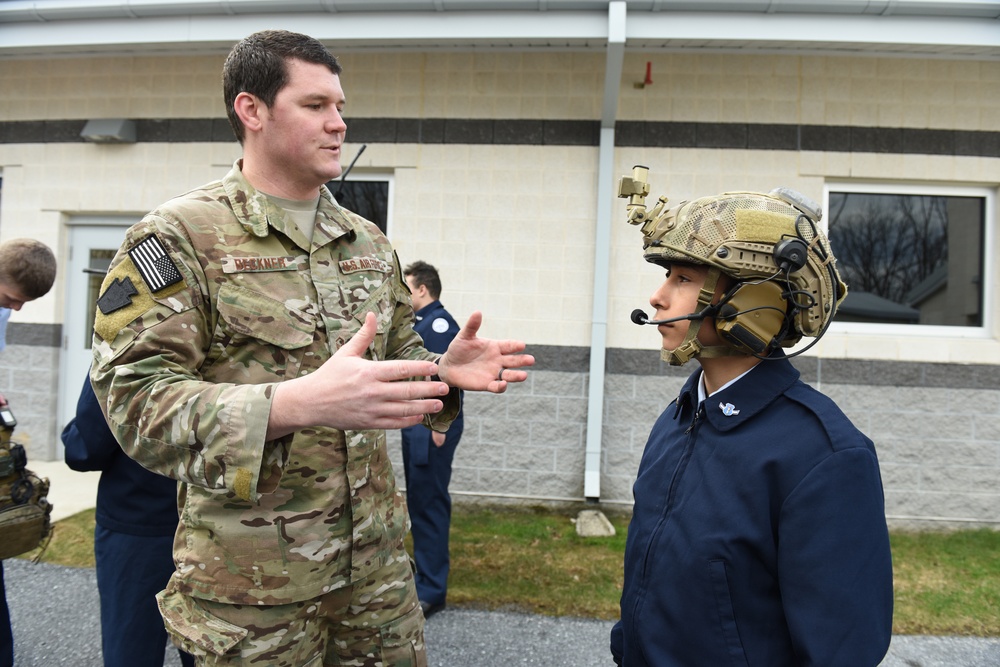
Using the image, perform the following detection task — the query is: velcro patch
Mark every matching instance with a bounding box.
[97,277,138,315]
[338,256,390,275]
[94,251,188,343]
[734,210,795,244]
[94,258,155,342]
[221,256,302,274]
[129,234,183,292]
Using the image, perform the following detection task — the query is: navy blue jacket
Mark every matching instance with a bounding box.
[412,300,459,358]
[62,377,179,537]
[413,300,462,421]
[402,300,463,457]
[611,357,892,667]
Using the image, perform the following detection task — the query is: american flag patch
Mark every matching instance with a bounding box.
[128,234,183,292]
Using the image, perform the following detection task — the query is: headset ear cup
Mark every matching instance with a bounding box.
[773,238,808,272]
[716,303,738,321]
[714,281,789,355]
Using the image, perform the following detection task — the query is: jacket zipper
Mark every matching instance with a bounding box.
[629,403,704,661]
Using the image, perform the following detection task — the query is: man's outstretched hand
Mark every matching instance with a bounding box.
[437,311,534,393]
[267,312,451,440]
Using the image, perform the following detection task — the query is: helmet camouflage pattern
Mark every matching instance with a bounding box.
[619,166,847,359]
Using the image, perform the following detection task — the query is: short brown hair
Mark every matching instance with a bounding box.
[0,238,56,300]
[223,30,343,144]
[403,261,442,300]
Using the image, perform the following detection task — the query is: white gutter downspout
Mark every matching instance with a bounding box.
[583,0,626,501]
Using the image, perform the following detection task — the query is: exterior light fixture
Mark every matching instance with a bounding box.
[80,118,136,144]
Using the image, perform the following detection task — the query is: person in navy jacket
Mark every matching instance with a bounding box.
[611,177,893,667]
[62,375,194,667]
[401,261,464,618]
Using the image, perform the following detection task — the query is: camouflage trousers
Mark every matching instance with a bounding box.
[156,557,426,667]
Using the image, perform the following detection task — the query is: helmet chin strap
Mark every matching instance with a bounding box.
[660,267,748,366]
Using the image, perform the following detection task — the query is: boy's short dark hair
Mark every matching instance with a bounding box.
[0,238,56,300]
[403,261,442,300]
[223,30,343,144]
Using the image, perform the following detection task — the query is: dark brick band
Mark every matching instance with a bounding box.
[2,119,998,157]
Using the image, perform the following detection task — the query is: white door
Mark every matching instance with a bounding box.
[59,222,132,434]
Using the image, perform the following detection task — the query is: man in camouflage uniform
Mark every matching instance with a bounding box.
[90,30,533,667]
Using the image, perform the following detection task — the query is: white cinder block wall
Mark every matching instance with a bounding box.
[2,50,999,527]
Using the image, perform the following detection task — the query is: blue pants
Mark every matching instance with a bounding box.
[94,526,194,667]
[400,420,462,606]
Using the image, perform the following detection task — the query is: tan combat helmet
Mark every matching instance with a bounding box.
[618,165,847,365]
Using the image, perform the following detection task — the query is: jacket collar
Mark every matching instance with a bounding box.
[222,160,355,245]
[413,300,442,321]
[672,353,800,432]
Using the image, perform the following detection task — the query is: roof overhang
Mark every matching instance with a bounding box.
[0,0,997,60]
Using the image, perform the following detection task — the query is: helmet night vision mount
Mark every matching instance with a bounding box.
[618,165,847,366]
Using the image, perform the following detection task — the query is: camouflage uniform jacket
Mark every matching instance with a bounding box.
[90,161,459,606]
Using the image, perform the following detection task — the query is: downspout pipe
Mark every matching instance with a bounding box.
[583,0,625,501]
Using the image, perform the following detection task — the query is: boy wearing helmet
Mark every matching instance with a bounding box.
[611,169,893,666]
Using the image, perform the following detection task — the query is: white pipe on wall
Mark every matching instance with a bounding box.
[583,1,626,500]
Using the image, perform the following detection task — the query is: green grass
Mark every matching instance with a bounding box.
[890,529,1000,636]
[22,507,96,568]
[441,506,629,619]
[24,506,1000,636]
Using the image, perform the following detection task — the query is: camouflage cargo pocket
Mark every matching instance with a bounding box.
[349,279,392,361]
[378,603,426,667]
[215,282,315,381]
[157,588,248,660]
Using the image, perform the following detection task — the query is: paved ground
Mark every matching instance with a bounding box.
[13,461,1000,666]
[4,559,1000,667]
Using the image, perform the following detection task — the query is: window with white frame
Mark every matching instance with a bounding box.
[825,183,992,332]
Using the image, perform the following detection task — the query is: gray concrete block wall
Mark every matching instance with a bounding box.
[389,353,1000,529]
[825,383,1000,527]
[599,373,687,504]
[387,363,685,507]
[389,371,591,501]
[0,343,61,461]
[5,326,999,528]
[602,362,1000,528]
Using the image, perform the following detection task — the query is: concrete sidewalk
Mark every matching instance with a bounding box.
[29,459,101,522]
[17,461,1000,666]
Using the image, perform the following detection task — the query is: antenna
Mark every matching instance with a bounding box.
[335,144,368,197]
